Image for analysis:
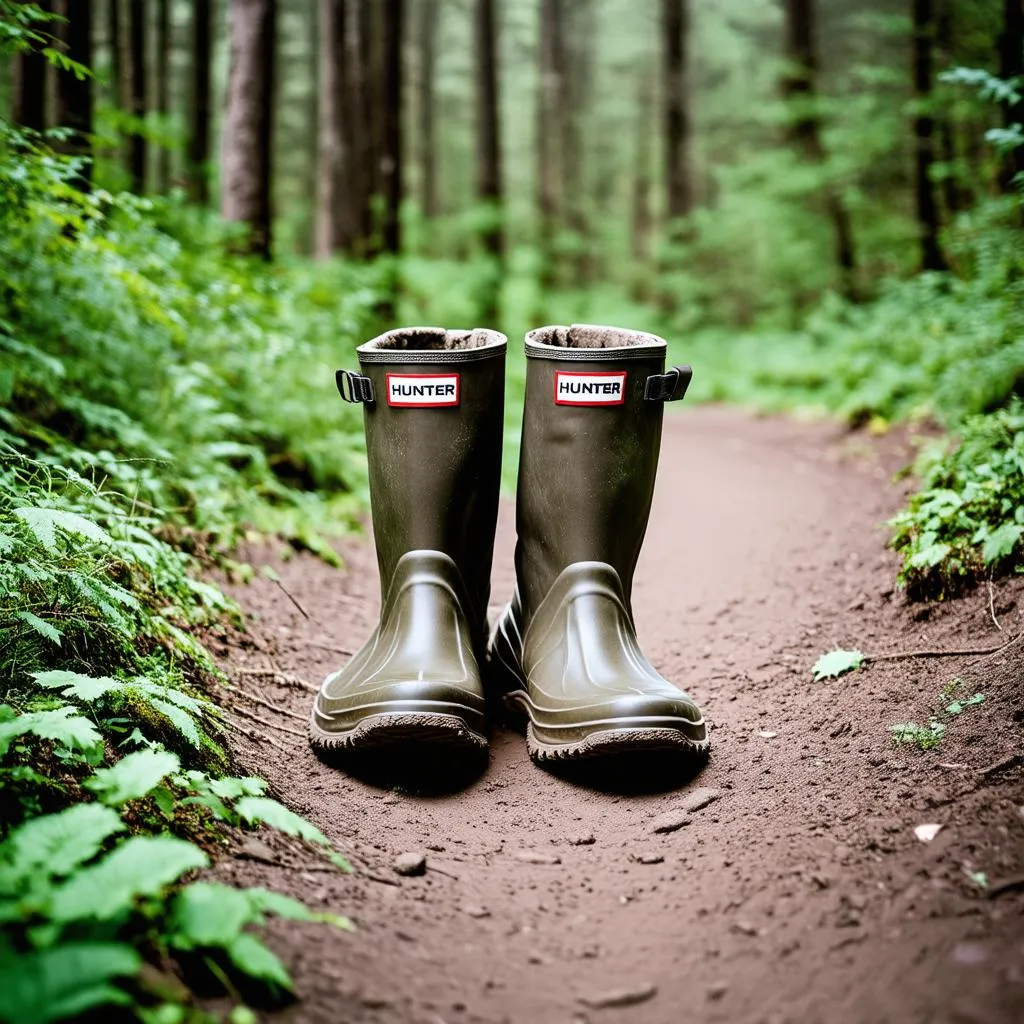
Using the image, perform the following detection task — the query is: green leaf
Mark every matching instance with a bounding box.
[225,932,293,991]
[982,523,1023,564]
[147,697,202,747]
[0,706,103,758]
[245,887,352,929]
[0,943,140,1024]
[209,776,266,801]
[13,506,112,552]
[49,836,208,922]
[14,612,62,645]
[31,670,123,701]
[0,804,124,887]
[945,693,984,715]
[84,749,181,806]
[234,797,331,847]
[811,649,865,681]
[909,541,952,570]
[169,882,253,949]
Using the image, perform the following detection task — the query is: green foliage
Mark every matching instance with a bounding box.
[889,681,986,750]
[889,400,1024,595]
[889,720,947,750]
[811,649,865,681]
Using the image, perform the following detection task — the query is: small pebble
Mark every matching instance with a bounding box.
[566,833,596,846]
[514,849,562,865]
[579,983,658,1009]
[649,810,691,835]
[392,851,427,877]
[634,852,665,865]
[707,982,729,1001]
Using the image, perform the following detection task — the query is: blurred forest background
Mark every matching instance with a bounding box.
[0,4,1022,1016]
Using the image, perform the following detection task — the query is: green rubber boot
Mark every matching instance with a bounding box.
[488,324,709,764]
[310,327,506,761]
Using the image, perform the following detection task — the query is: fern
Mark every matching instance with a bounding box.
[0,943,141,1024]
[83,749,180,806]
[0,706,103,758]
[48,836,209,923]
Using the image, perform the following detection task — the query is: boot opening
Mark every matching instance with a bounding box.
[365,326,505,352]
[528,323,665,350]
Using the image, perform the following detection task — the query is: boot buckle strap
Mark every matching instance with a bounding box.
[644,365,692,402]
[336,369,375,404]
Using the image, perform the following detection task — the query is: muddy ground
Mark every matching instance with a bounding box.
[208,407,1024,1024]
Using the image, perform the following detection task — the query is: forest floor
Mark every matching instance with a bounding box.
[207,407,1024,1024]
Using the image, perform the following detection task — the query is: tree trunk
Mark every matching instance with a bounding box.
[631,71,654,271]
[55,0,94,188]
[155,0,170,192]
[417,0,439,219]
[346,0,373,253]
[221,0,277,259]
[661,0,693,223]
[537,0,566,295]
[781,0,858,299]
[912,0,946,271]
[475,0,503,321]
[187,0,213,205]
[127,0,146,193]
[1000,0,1023,188]
[379,0,403,257]
[315,0,350,258]
[11,0,50,131]
[563,0,595,285]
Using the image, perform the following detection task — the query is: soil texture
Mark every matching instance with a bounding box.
[210,407,1024,1024]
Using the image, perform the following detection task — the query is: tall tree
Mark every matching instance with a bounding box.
[347,0,374,251]
[1000,0,1023,188]
[187,0,213,205]
[563,0,595,284]
[630,71,654,286]
[12,0,50,132]
[661,0,693,222]
[221,0,277,259]
[379,0,403,257]
[154,0,170,192]
[475,0,503,253]
[417,0,440,219]
[780,0,858,299]
[55,0,93,187]
[127,0,146,192]
[315,0,350,257]
[911,0,946,270]
[537,0,566,294]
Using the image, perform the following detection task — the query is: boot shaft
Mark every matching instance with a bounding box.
[515,324,688,621]
[349,327,507,646]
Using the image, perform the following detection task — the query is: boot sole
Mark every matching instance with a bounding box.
[308,709,488,760]
[502,690,710,764]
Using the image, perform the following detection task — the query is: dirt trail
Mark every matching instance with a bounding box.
[212,407,1024,1024]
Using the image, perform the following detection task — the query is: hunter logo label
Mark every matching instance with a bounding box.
[554,371,627,406]
[386,373,460,408]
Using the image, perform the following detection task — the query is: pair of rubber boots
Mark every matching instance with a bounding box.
[309,324,709,769]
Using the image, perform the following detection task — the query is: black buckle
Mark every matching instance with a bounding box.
[336,369,375,404]
[644,365,692,402]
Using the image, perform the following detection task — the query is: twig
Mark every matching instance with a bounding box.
[236,667,318,693]
[229,703,307,739]
[223,683,306,722]
[273,578,310,620]
[986,874,1024,898]
[305,640,356,657]
[865,628,1024,665]
[362,871,402,887]
[987,574,1003,632]
[223,717,293,756]
[976,753,1023,777]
